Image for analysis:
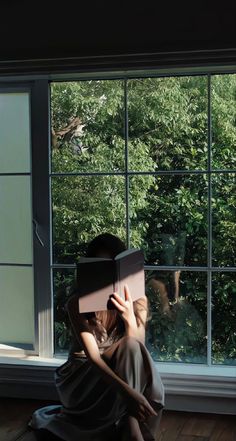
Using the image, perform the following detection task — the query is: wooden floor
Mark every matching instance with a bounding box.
[0,397,235,441]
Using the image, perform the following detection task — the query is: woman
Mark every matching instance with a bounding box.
[30,233,164,441]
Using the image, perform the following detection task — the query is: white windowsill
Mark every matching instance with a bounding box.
[157,361,236,378]
[0,352,235,377]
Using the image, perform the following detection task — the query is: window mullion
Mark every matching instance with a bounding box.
[207,74,212,366]
[31,80,52,358]
[124,79,130,248]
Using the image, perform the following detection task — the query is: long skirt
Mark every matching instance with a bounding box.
[29,336,165,441]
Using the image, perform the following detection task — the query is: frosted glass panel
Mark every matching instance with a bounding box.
[0,266,34,345]
[0,176,33,264]
[0,93,30,173]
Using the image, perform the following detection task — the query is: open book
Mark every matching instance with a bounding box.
[76,248,145,312]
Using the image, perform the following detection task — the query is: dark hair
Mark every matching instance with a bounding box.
[86,232,126,259]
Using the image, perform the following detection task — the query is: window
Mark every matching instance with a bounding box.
[0,90,35,351]
[51,74,236,367]
[0,69,235,412]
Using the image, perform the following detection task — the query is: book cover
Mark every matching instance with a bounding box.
[77,249,145,312]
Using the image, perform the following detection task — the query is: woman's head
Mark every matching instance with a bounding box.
[86,233,126,259]
[83,232,147,339]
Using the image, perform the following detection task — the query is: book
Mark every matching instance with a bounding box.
[76,248,145,313]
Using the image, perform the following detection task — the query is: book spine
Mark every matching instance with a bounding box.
[115,259,121,297]
[113,269,118,293]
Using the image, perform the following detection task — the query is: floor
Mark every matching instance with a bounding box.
[0,397,235,441]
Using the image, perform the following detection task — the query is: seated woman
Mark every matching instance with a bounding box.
[30,233,165,441]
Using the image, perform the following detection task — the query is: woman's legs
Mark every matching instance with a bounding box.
[103,336,154,441]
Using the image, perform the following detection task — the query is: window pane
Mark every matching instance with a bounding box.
[212,272,236,365]
[128,76,208,171]
[0,176,33,264]
[52,175,126,264]
[129,174,208,266]
[0,93,30,173]
[53,268,75,354]
[212,173,236,267]
[212,74,236,170]
[0,266,34,348]
[146,270,207,363]
[51,81,125,173]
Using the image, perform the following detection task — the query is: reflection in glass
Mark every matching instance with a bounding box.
[51,81,125,173]
[0,266,34,348]
[128,76,208,171]
[0,176,33,264]
[212,74,236,170]
[0,93,30,173]
[212,272,236,365]
[212,173,236,267]
[129,174,208,266]
[53,268,76,354]
[145,270,207,363]
[52,175,126,264]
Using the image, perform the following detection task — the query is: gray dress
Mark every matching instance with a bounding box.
[30,324,165,441]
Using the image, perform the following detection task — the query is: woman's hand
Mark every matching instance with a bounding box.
[125,388,158,422]
[110,284,137,330]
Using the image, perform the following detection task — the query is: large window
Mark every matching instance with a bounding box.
[51,74,236,366]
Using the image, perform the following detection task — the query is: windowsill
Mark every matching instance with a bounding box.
[0,354,63,367]
[157,361,236,378]
[0,352,235,377]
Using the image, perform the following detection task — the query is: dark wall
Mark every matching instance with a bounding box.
[0,1,235,75]
[1,1,235,60]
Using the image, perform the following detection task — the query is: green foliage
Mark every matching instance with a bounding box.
[145,271,207,363]
[212,272,236,365]
[51,75,236,365]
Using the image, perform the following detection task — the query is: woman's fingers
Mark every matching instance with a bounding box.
[124,284,132,302]
[110,296,125,312]
[145,402,158,417]
[140,400,158,419]
[113,292,127,307]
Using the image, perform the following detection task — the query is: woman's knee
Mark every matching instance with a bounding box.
[117,336,141,353]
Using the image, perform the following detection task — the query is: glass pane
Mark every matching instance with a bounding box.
[212,173,236,267]
[129,174,208,266]
[128,76,208,171]
[0,176,33,264]
[0,93,30,173]
[212,272,236,365]
[146,270,207,363]
[51,81,125,173]
[53,268,75,354]
[212,74,236,170]
[0,266,34,348]
[52,175,126,264]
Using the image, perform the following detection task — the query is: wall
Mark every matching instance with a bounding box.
[0,1,235,63]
